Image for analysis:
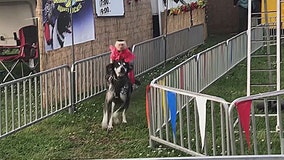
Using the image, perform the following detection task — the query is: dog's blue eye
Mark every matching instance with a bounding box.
[123,63,126,65]
[118,62,121,65]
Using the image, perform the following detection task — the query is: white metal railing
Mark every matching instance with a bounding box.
[147,84,230,156]
[147,28,266,156]
[228,90,284,155]
[0,25,205,139]
[0,65,71,138]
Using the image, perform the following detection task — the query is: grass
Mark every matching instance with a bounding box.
[0,34,249,159]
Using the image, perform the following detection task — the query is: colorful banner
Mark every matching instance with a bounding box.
[167,91,177,136]
[236,100,252,149]
[42,0,95,51]
[196,96,207,149]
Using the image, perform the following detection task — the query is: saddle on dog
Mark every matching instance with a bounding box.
[102,60,133,130]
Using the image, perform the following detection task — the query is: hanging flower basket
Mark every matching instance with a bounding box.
[168,0,207,16]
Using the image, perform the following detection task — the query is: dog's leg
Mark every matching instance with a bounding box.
[101,107,108,129]
[102,89,115,130]
[102,99,110,129]
[107,102,115,130]
[122,109,127,123]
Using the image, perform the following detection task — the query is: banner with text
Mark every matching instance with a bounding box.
[43,0,95,51]
[95,0,125,17]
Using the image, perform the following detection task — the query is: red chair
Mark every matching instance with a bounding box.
[0,25,39,82]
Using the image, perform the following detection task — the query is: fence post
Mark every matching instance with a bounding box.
[69,5,76,113]
[164,34,167,67]
[69,64,76,113]
[195,54,200,92]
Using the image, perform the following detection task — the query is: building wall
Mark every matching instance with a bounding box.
[161,8,207,39]
[37,0,153,71]
[206,0,239,34]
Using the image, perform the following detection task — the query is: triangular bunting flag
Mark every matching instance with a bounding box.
[236,100,252,149]
[167,91,177,137]
[196,96,207,150]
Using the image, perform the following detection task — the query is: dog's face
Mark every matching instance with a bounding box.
[57,11,72,36]
[113,60,130,77]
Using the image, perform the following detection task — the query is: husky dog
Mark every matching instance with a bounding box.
[102,59,133,130]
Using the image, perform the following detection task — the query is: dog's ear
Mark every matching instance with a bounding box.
[105,63,114,81]
[106,63,114,74]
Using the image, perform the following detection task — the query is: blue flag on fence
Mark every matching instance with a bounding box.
[167,91,177,136]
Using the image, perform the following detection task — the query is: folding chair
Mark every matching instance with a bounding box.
[0,25,39,82]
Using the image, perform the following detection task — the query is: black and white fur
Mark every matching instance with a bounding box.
[51,11,72,49]
[102,60,133,130]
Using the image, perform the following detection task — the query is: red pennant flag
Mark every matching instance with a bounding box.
[145,85,151,128]
[236,100,252,149]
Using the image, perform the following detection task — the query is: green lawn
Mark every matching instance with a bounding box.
[0,34,244,159]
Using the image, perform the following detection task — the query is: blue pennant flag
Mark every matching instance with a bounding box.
[167,91,177,136]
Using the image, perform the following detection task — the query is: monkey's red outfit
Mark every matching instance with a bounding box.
[109,44,136,84]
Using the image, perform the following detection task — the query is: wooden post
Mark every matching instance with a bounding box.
[36,0,45,72]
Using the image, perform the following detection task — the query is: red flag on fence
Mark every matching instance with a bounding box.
[236,100,252,149]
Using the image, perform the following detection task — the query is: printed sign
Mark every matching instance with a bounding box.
[95,0,125,17]
[42,0,95,51]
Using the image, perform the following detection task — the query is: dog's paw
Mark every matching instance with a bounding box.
[122,120,127,124]
[107,125,113,130]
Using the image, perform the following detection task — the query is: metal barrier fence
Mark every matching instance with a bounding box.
[228,90,284,155]
[73,25,205,103]
[73,52,110,103]
[0,65,71,138]
[147,28,267,156]
[147,84,230,156]
[132,25,204,76]
[152,28,263,92]
[0,25,205,139]
[165,25,204,61]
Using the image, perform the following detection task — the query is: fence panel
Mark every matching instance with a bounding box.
[151,32,248,92]
[197,42,228,91]
[73,52,110,103]
[152,55,199,92]
[147,29,268,156]
[166,25,204,61]
[147,84,230,156]
[132,36,165,76]
[228,90,284,155]
[132,25,204,76]
[0,65,71,139]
